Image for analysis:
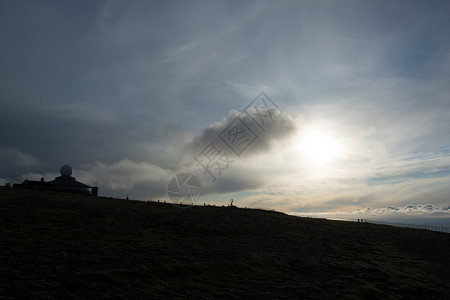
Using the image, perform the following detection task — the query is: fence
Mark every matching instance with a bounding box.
[366,220,450,233]
[324,217,450,233]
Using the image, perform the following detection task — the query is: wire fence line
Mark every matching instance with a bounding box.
[324,217,450,234]
[366,220,450,234]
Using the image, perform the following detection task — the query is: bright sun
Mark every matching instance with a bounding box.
[300,129,344,165]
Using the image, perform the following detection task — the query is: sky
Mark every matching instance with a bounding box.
[1,0,450,222]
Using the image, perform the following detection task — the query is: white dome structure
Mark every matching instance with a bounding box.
[47,164,98,196]
[60,164,73,176]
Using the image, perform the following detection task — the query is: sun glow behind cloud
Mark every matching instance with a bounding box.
[298,128,345,166]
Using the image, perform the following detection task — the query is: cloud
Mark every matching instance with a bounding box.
[187,106,297,158]
[77,159,173,198]
[0,147,41,168]
[150,40,199,66]
[291,204,450,219]
[176,102,298,197]
[228,167,450,215]
[36,103,117,125]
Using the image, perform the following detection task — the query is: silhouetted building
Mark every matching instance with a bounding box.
[14,178,48,191]
[14,165,98,196]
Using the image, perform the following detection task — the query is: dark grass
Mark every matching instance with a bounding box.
[0,187,449,299]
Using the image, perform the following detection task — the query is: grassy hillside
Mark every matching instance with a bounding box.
[1,187,449,299]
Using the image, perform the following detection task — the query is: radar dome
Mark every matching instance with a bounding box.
[60,164,73,176]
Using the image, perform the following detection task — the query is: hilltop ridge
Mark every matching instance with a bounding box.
[1,187,449,299]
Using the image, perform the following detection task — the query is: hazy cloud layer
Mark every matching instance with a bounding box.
[0,147,41,168]
[292,204,450,219]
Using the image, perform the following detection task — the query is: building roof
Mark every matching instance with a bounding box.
[47,165,93,194]
[48,175,91,188]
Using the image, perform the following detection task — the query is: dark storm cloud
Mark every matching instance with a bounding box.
[175,105,298,198]
[187,108,297,158]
